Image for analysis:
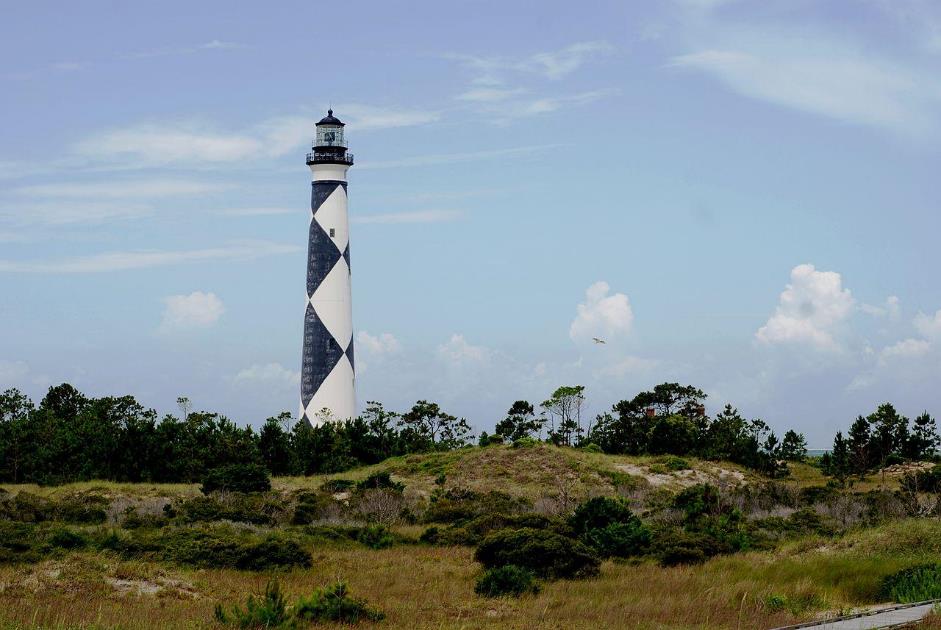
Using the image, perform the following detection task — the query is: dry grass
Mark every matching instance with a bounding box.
[0,546,810,630]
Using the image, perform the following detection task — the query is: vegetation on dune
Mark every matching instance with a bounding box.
[2,380,941,628]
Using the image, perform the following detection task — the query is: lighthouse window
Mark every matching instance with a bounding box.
[329,228,336,237]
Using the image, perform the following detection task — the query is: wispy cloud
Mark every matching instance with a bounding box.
[0,201,151,225]
[357,144,561,170]
[215,207,296,216]
[13,179,231,199]
[451,40,614,82]
[352,210,462,224]
[670,45,941,135]
[0,240,299,273]
[69,106,438,169]
[455,87,527,103]
[125,40,245,59]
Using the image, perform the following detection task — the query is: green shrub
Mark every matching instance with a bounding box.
[356,524,395,550]
[0,521,40,563]
[569,497,634,534]
[47,527,88,550]
[475,528,600,579]
[171,494,285,526]
[512,437,539,449]
[580,443,603,453]
[480,434,504,447]
[321,479,355,493]
[215,580,291,628]
[582,522,651,559]
[108,526,311,571]
[0,492,53,522]
[201,463,271,494]
[475,565,540,598]
[356,472,403,492]
[291,492,330,525]
[425,513,554,546]
[424,488,530,524]
[55,493,109,524]
[663,456,691,471]
[882,564,941,603]
[295,581,384,623]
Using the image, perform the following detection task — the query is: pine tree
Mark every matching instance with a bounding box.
[847,416,871,477]
[906,412,939,460]
[831,431,850,485]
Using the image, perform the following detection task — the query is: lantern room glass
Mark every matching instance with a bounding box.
[316,125,345,148]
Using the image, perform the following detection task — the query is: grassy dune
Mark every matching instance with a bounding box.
[0,445,931,629]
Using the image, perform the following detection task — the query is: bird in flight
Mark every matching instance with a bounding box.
[592,337,606,344]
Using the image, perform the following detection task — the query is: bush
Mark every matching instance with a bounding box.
[356,471,404,492]
[424,513,554,546]
[663,456,691,471]
[215,580,290,628]
[424,488,530,524]
[291,492,331,525]
[475,565,540,598]
[475,528,600,579]
[512,437,539,449]
[582,522,651,559]
[55,493,109,524]
[47,527,88,550]
[295,581,384,623]
[569,497,634,534]
[882,564,941,603]
[0,492,54,522]
[580,443,603,453]
[201,463,271,494]
[110,526,312,571]
[356,524,395,550]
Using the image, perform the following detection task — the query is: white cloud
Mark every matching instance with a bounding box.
[14,179,229,199]
[569,281,634,343]
[456,87,527,103]
[352,210,461,224]
[0,240,299,273]
[670,39,941,136]
[216,207,295,216]
[357,331,402,355]
[0,201,151,225]
[756,264,855,350]
[160,291,225,331]
[437,334,491,365]
[357,144,561,170]
[915,309,941,338]
[235,362,300,387]
[528,41,615,79]
[70,106,437,169]
[337,104,440,131]
[0,360,29,384]
[126,40,245,59]
[880,338,932,362]
[453,40,614,81]
[861,295,901,320]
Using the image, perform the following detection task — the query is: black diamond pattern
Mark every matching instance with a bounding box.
[311,181,340,215]
[300,303,345,407]
[342,243,350,271]
[306,219,342,296]
[345,339,354,372]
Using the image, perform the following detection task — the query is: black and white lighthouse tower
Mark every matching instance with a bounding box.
[300,110,355,425]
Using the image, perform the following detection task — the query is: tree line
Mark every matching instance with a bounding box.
[0,382,936,485]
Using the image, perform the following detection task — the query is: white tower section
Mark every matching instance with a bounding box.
[300,110,355,425]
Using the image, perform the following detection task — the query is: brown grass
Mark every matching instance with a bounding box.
[0,546,808,630]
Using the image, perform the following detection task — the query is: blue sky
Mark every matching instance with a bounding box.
[2,0,940,444]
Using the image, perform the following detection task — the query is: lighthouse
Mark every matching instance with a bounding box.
[300,110,355,425]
